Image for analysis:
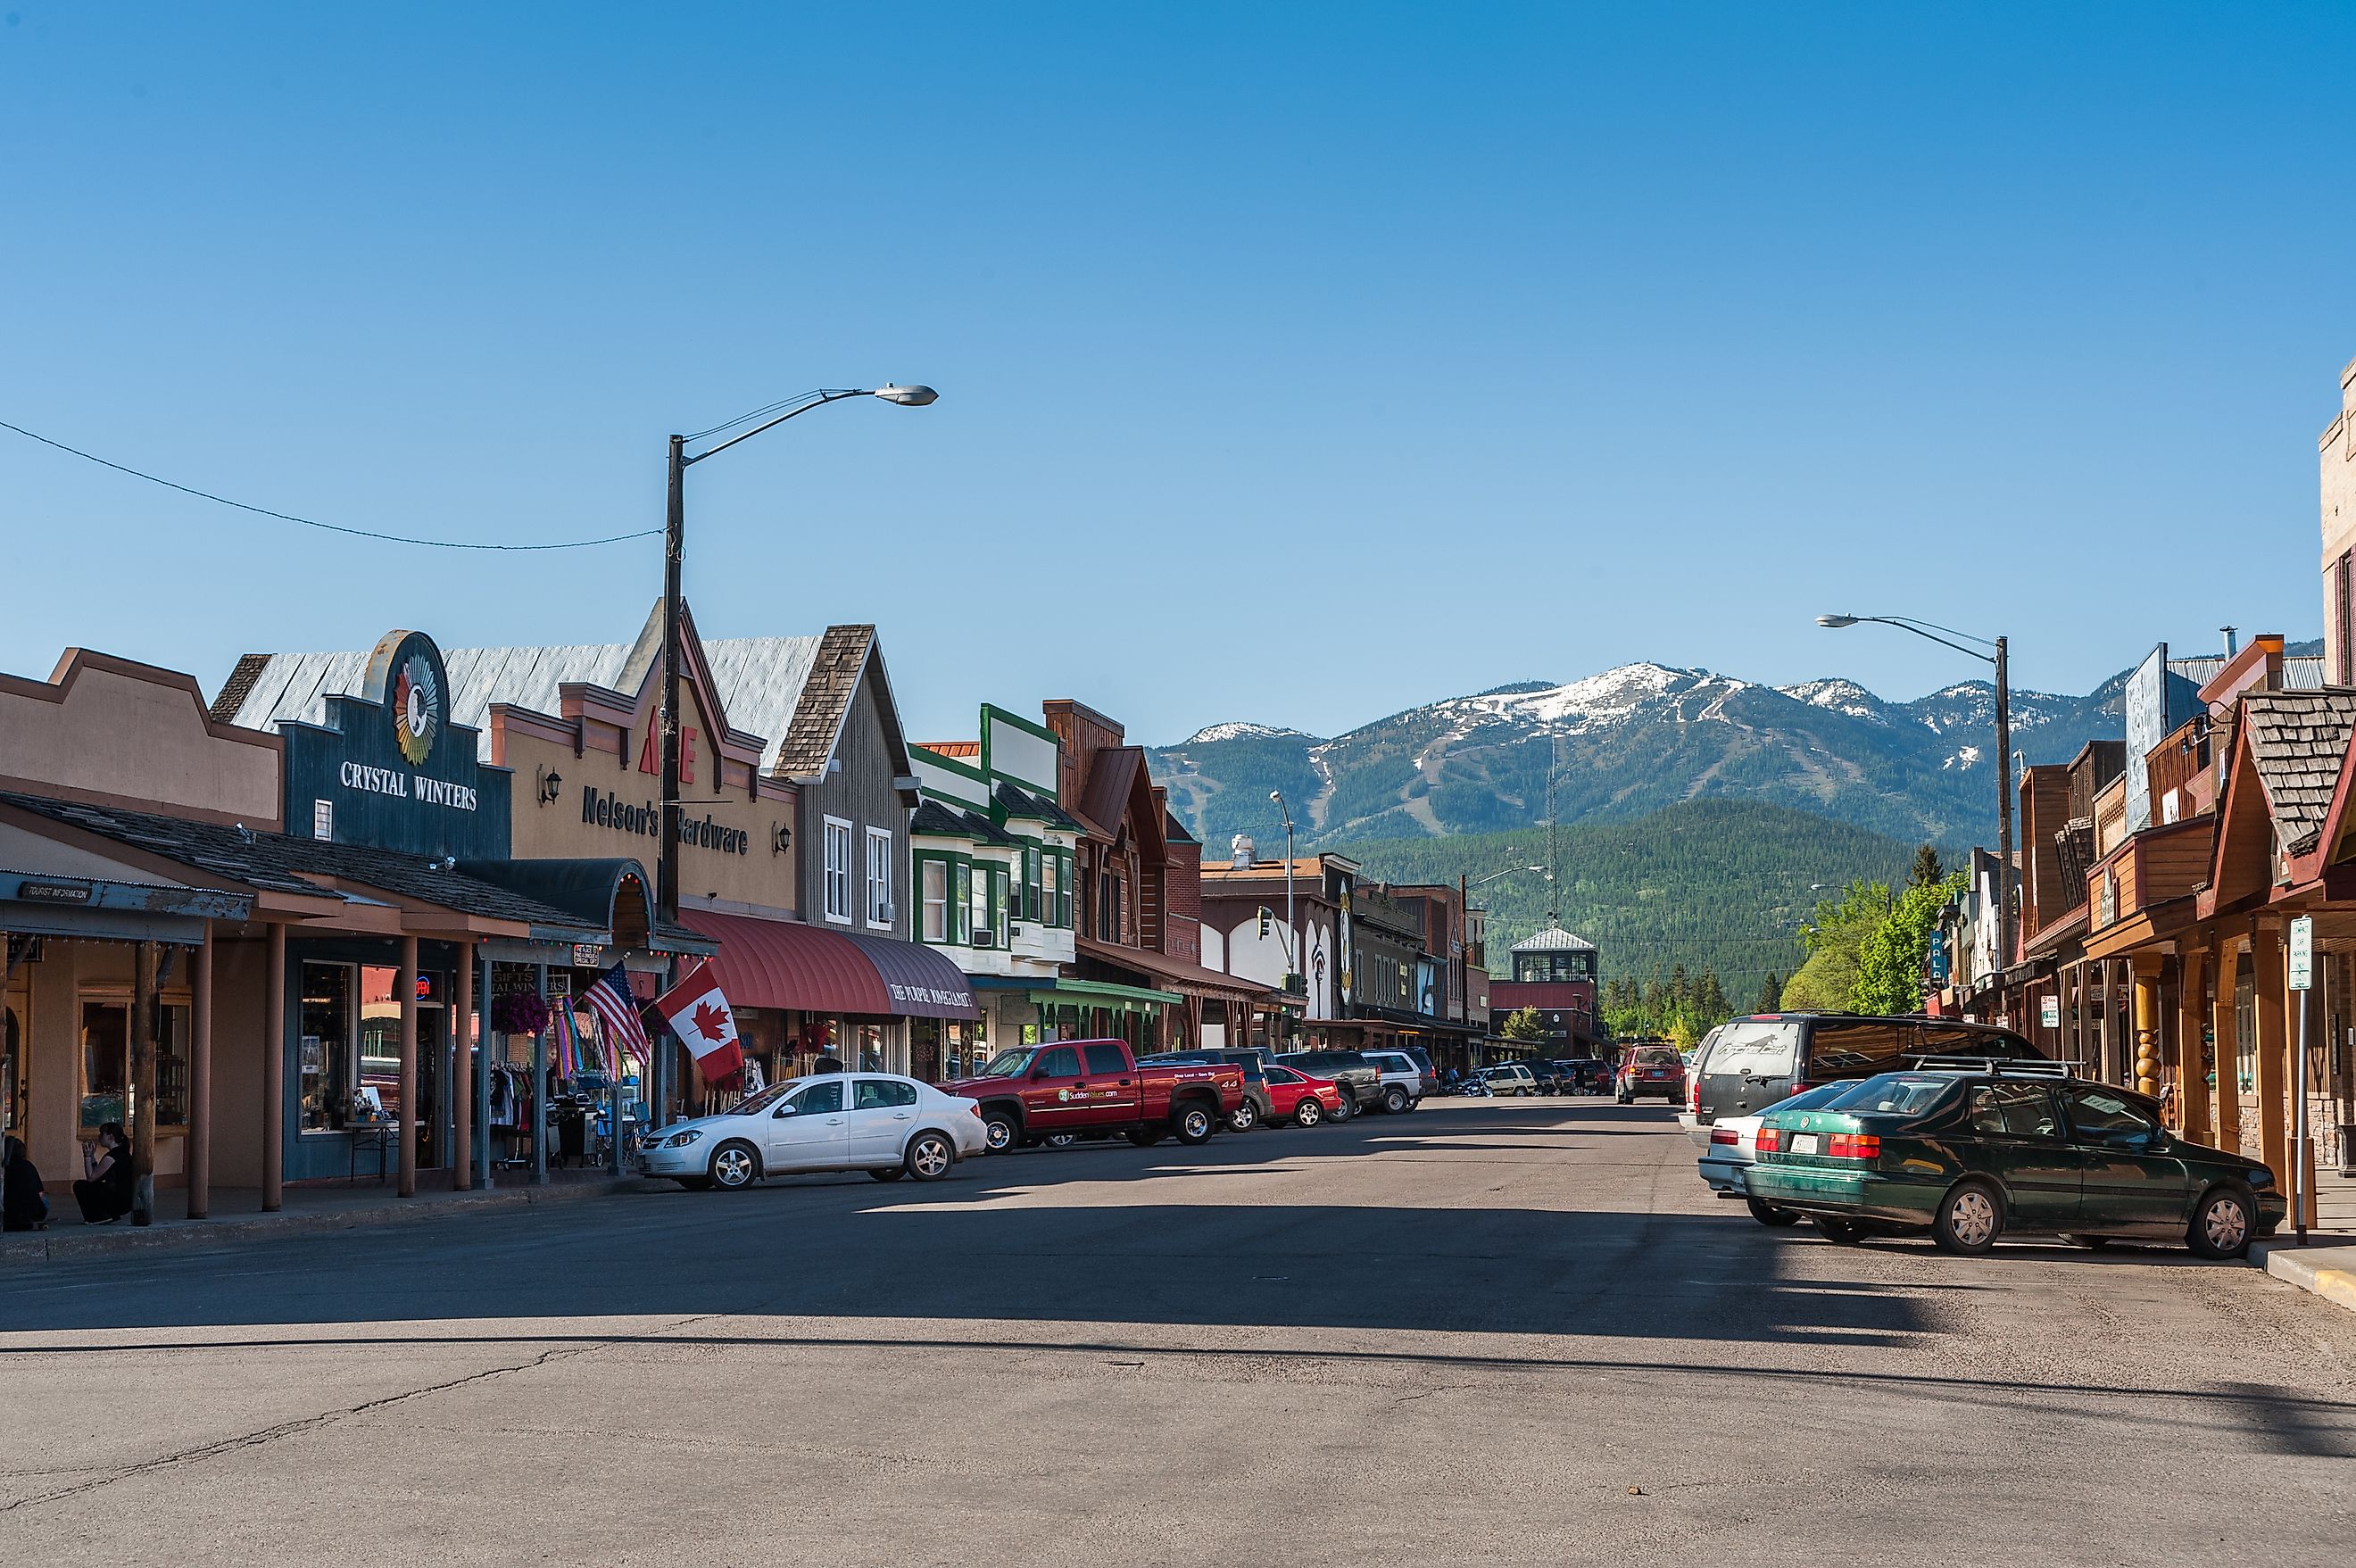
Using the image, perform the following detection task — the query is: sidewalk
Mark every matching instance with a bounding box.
[1,1165,658,1264]
[2246,1167,2356,1315]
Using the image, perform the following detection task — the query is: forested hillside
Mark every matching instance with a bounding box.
[1340,799,1917,1007]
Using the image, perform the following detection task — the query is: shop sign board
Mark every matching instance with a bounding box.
[2040,994,2060,1029]
[278,630,511,860]
[2290,916,2313,991]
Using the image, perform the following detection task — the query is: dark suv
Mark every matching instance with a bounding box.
[1690,1013,2045,1128]
[1140,1049,1275,1132]
[1273,1049,1381,1121]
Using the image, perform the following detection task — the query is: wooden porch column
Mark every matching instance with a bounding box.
[2212,935,2242,1155]
[188,925,213,1219]
[398,933,419,1198]
[2177,947,2210,1141]
[264,920,285,1211]
[2251,918,2289,1183]
[452,942,474,1191]
[2131,954,2164,1099]
[129,940,160,1226]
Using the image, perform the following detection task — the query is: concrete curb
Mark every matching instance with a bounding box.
[2248,1239,2356,1315]
[0,1177,661,1265]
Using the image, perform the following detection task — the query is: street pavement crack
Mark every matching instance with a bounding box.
[0,1312,724,1515]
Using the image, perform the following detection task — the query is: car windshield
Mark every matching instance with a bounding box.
[724,1082,797,1116]
[1761,1082,1849,1114]
[1634,1049,1680,1066]
[1823,1074,1961,1116]
[977,1049,1035,1077]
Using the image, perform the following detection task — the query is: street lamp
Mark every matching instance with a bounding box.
[1818,611,2013,983]
[1270,790,1297,995]
[655,386,936,1115]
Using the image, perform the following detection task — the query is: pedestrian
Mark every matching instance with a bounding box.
[2,1134,47,1232]
[73,1122,134,1225]
[813,1053,844,1075]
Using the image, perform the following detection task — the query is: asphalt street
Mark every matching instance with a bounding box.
[3,1096,2352,1566]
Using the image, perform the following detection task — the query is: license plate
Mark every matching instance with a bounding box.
[1788,1132,1819,1155]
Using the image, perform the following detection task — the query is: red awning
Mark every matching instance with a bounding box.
[676,910,979,1020]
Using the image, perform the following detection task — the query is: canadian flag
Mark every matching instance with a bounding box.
[653,960,744,1085]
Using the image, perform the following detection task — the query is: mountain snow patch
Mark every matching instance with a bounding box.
[1180,722,1309,746]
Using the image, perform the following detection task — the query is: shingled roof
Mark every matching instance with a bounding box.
[0,792,607,933]
[2240,690,2356,855]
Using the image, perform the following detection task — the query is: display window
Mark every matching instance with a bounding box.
[78,995,190,1133]
[4,983,26,1136]
[300,962,354,1132]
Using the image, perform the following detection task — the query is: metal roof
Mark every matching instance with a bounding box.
[1510,924,1597,953]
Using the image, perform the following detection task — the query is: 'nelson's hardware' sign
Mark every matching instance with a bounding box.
[581,786,751,856]
[278,630,512,860]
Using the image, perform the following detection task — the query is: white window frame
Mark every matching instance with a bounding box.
[865,825,894,930]
[969,860,991,946]
[823,817,854,925]
[920,859,949,943]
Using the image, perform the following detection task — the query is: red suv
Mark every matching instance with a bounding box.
[1614,1044,1686,1104]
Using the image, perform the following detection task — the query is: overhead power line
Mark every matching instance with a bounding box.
[0,419,660,552]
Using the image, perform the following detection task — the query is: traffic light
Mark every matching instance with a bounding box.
[1257,907,1273,937]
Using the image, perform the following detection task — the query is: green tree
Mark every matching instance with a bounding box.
[1755,971,1784,1013]
[1854,871,1968,1015]
[1501,1007,1547,1041]
[1910,843,1945,889]
[1692,966,1730,1030]
[1779,880,1892,1012]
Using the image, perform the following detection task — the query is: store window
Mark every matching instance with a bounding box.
[1057,850,1073,928]
[968,864,989,946]
[823,817,853,924]
[1042,853,1058,929]
[79,998,191,1132]
[300,963,353,1132]
[921,859,950,942]
[866,826,893,928]
[952,862,972,944]
[993,867,1009,947]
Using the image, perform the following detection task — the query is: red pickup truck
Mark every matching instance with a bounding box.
[950,1038,1244,1153]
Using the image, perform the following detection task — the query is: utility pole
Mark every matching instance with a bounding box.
[656,432,686,1130]
[1994,635,2014,1000]
[1544,734,1561,929]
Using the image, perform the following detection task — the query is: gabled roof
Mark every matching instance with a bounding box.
[2241,690,2356,856]
[993,781,1080,833]
[910,800,1016,846]
[707,625,913,783]
[1512,924,1597,953]
[1077,746,1166,857]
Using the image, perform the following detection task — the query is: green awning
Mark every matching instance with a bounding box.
[973,976,1181,1010]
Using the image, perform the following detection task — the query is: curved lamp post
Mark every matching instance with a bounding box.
[653,386,937,1119]
[1269,790,1298,997]
[1817,612,2012,989]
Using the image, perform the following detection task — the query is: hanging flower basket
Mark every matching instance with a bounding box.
[493,991,551,1037]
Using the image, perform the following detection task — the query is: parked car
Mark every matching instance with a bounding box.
[1363,1050,1426,1113]
[638,1072,987,1190]
[1746,1064,2285,1256]
[1523,1060,1564,1093]
[1696,1082,1854,1224]
[1260,1063,1345,1126]
[1273,1050,1382,1120]
[1139,1049,1276,1132]
[1479,1062,1540,1097]
[1614,1044,1686,1103]
[950,1039,1245,1152]
[1392,1044,1442,1099]
[1688,1012,2045,1130]
[1561,1058,1612,1095]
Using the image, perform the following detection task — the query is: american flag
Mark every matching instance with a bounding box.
[581,961,651,1060]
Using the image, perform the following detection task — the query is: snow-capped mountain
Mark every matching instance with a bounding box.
[1149,660,2130,855]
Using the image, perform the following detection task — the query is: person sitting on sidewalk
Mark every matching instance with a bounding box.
[2,1135,46,1232]
[73,1122,133,1224]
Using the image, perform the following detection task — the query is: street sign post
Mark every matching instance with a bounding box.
[2040,994,2060,1029]
[2288,915,2313,1245]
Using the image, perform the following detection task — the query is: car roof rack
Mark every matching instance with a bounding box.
[1901,1054,2072,1078]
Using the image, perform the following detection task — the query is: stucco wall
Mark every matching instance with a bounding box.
[0,658,280,825]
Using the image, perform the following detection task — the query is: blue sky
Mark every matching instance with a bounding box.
[3,4,2350,745]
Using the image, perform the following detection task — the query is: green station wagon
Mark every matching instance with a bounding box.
[1745,1064,2285,1257]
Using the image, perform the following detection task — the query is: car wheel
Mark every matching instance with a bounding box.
[1932,1180,2003,1255]
[1126,1128,1164,1148]
[709,1141,759,1191]
[1045,1132,1079,1149]
[1329,1093,1355,1122]
[1228,1099,1259,1133]
[905,1132,955,1182]
[1382,1086,1410,1115]
[1174,1104,1217,1145]
[1815,1215,1869,1245]
[868,1167,904,1182]
[1746,1196,1803,1227]
[982,1108,1020,1154]
[1294,1099,1323,1128]
[2186,1185,2255,1259]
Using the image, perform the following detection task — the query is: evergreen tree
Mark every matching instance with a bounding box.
[1910,843,1945,889]
[1693,966,1730,1029]
[1755,972,1784,1013]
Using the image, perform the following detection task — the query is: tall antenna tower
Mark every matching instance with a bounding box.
[1545,733,1561,929]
